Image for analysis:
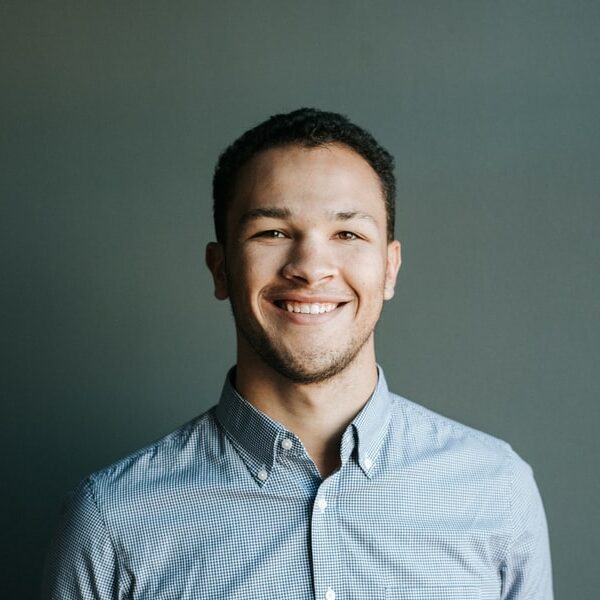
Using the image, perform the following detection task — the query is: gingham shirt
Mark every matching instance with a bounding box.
[42,367,553,599]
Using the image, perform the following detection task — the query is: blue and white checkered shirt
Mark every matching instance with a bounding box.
[42,367,553,599]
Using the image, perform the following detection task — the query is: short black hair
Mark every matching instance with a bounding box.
[212,107,396,243]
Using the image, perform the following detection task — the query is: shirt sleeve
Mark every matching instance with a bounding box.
[41,477,122,600]
[501,454,554,599]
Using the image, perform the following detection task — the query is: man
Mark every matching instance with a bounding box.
[43,108,553,599]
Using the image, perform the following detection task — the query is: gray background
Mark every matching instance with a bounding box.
[2,1,598,597]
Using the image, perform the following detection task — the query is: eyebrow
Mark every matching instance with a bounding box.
[239,207,376,226]
[331,210,376,224]
[238,207,292,226]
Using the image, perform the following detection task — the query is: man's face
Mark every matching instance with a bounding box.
[207,143,401,384]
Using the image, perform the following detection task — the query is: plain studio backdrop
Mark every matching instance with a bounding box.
[1,2,598,598]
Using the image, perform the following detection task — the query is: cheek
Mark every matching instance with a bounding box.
[249,243,289,272]
[343,248,387,287]
[229,248,282,297]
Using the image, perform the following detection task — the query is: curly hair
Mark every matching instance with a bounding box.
[212,107,396,243]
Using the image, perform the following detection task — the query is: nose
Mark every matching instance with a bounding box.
[280,236,338,286]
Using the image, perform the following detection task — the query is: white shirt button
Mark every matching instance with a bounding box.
[316,497,328,512]
[325,588,336,600]
[281,438,293,450]
[363,457,373,469]
[257,469,268,481]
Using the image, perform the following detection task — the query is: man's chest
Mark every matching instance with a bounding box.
[111,469,508,600]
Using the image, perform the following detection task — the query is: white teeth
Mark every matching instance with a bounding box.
[280,302,338,314]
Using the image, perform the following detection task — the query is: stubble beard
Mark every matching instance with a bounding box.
[230,298,381,385]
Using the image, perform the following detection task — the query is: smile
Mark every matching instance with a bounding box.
[274,301,338,314]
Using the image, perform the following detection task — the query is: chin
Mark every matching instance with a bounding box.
[253,338,370,385]
[273,362,347,385]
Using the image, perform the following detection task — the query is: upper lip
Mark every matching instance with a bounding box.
[267,292,353,304]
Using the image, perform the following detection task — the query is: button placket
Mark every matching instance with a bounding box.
[310,474,341,600]
[316,497,328,513]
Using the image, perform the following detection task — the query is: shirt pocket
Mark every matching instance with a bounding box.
[385,586,481,600]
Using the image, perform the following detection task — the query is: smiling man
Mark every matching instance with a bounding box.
[43,109,553,599]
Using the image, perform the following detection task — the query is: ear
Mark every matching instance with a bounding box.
[205,242,229,300]
[383,240,401,300]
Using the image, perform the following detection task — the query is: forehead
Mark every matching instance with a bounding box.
[230,143,386,218]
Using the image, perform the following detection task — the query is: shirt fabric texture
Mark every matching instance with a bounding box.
[42,367,553,599]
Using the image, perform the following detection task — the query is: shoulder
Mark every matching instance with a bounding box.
[43,409,225,594]
[383,392,540,544]
[386,391,530,480]
[76,407,224,516]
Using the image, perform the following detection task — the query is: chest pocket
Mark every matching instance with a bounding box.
[385,586,481,600]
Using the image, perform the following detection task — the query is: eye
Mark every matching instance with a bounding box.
[336,231,359,241]
[254,230,286,239]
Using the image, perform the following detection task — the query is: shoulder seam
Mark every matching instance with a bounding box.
[84,476,126,595]
[500,449,518,567]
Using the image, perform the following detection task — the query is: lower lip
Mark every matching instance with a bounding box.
[270,302,347,325]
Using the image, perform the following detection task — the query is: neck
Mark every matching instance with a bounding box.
[234,340,379,478]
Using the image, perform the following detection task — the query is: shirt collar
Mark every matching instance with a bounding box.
[215,368,283,483]
[215,366,393,482]
[348,366,393,477]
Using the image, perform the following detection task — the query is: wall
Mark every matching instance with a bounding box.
[2,2,599,597]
